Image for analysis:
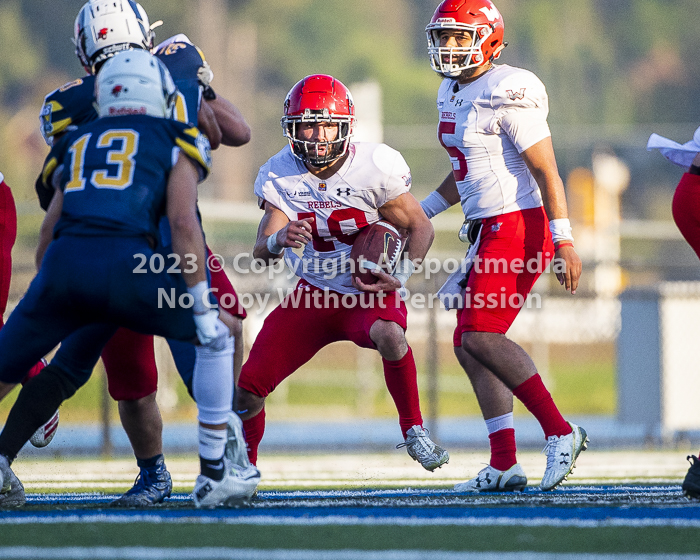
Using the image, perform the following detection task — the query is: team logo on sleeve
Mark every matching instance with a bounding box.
[40,104,54,135]
[196,133,213,168]
[403,173,412,188]
[506,88,526,101]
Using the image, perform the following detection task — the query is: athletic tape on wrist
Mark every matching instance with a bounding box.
[549,218,574,245]
[266,233,284,255]
[420,191,451,219]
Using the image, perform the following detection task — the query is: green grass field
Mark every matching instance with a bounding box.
[1,451,699,557]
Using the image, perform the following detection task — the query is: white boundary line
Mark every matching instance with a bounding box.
[0,514,699,528]
[0,549,698,560]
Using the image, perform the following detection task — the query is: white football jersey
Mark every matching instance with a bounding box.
[255,143,412,294]
[436,64,552,220]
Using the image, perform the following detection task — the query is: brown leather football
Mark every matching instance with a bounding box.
[350,220,406,285]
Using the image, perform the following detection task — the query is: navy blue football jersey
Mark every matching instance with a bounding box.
[39,115,211,241]
[38,35,208,209]
[154,34,207,126]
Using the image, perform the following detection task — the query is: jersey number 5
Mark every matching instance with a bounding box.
[438,121,468,182]
[65,129,139,192]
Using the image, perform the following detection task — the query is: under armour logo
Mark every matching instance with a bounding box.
[506,88,526,101]
[491,222,502,232]
[454,99,464,107]
[476,473,492,487]
[336,187,351,196]
[559,452,571,466]
[195,482,213,501]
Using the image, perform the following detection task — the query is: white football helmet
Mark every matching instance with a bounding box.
[74,0,155,74]
[95,50,176,118]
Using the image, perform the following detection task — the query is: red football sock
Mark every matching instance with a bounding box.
[21,359,47,386]
[489,428,517,471]
[382,346,423,436]
[0,179,17,323]
[512,374,571,439]
[242,408,266,466]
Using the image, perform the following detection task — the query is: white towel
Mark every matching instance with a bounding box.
[437,229,481,310]
[646,125,700,169]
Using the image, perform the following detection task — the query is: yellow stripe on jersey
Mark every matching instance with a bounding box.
[172,92,188,124]
[41,157,59,190]
[183,127,200,139]
[175,136,210,174]
[48,116,73,137]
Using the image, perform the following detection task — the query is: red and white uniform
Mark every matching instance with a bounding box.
[255,142,412,293]
[437,64,554,337]
[240,143,422,464]
[438,64,550,219]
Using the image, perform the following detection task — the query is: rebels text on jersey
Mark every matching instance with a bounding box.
[39,115,211,241]
[255,143,412,294]
[436,64,552,220]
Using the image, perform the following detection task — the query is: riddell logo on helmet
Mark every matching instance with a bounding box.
[109,106,147,115]
[436,17,456,24]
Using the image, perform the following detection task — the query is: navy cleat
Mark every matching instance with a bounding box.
[683,455,700,499]
[111,456,172,507]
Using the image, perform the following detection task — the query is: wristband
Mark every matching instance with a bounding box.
[187,280,214,315]
[392,259,416,287]
[420,191,451,219]
[689,164,700,176]
[549,218,574,245]
[555,241,574,250]
[266,232,284,255]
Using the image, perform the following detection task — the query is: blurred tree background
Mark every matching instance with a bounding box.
[1,0,698,212]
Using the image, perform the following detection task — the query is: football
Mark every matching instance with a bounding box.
[350,220,407,285]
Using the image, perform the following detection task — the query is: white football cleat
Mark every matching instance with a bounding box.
[454,463,527,492]
[396,425,449,472]
[193,458,260,508]
[540,422,589,491]
[0,455,25,508]
[30,410,59,448]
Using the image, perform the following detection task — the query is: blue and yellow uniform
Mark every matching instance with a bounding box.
[154,34,208,128]
[37,34,208,210]
[0,116,211,384]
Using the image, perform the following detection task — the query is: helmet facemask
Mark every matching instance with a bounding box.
[427,22,496,78]
[282,109,354,168]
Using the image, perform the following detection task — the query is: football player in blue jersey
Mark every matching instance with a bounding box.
[0,50,259,508]
[31,0,254,507]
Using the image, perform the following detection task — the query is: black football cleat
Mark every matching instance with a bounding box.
[682,455,700,499]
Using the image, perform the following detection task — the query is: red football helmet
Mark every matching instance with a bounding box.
[281,74,355,167]
[426,0,505,78]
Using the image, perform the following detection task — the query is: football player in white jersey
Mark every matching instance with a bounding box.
[235,74,449,471]
[420,0,587,492]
